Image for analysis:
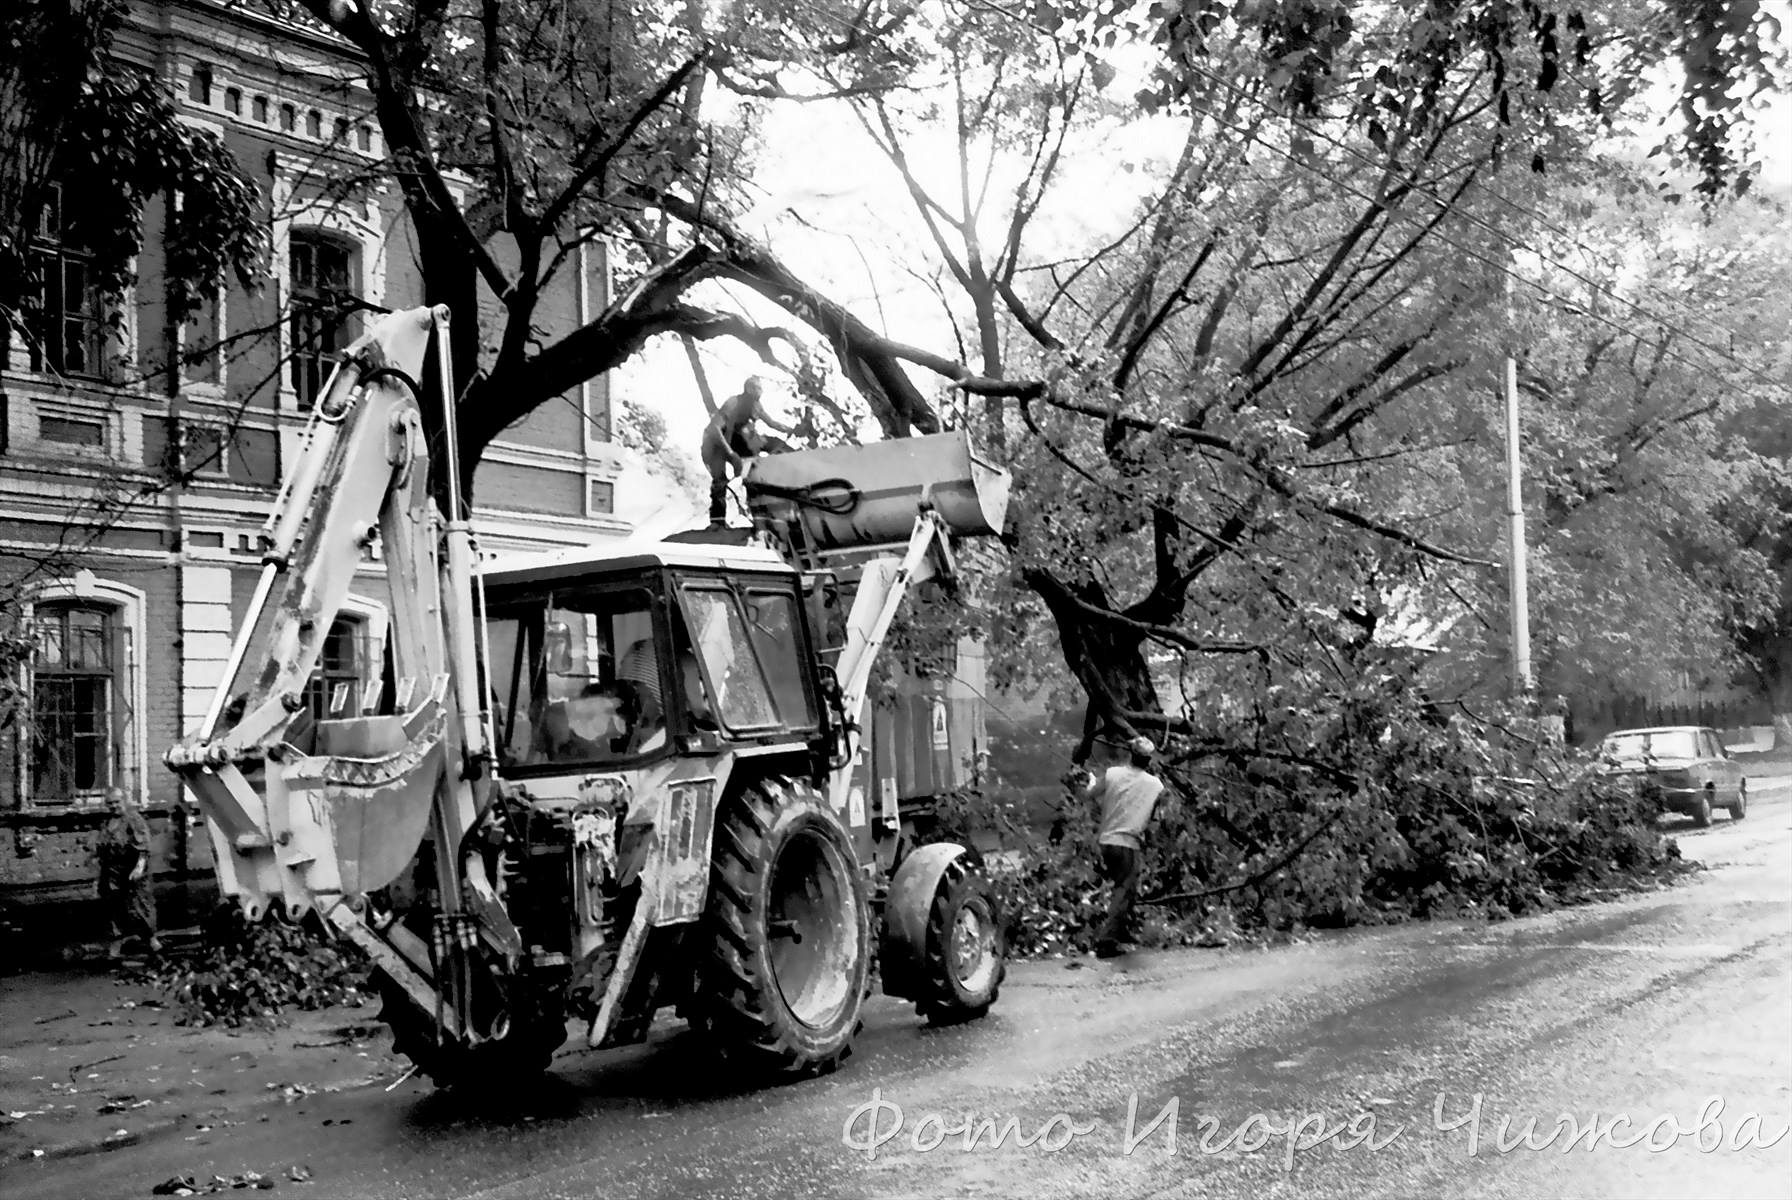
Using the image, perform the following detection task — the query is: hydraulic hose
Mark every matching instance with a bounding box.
[747,476,861,515]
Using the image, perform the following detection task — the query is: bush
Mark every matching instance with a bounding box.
[132,905,370,1028]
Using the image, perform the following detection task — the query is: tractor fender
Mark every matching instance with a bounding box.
[880,841,977,999]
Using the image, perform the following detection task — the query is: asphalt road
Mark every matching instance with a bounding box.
[14,777,1792,1200]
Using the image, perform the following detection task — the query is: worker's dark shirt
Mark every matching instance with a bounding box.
[703,394,759,460]
[97,810,150,893]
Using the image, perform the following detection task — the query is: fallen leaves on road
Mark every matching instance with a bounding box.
[151,1169,282,1194]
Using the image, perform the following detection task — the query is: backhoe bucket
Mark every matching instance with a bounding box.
[744,431,1010,551]
[292,709,447,896]
[179,704,445,918]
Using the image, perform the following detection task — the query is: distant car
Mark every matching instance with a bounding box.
[1596,726,1747,827]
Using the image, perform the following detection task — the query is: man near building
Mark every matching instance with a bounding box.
[1068,734,1165,958]
[96,787,160,960]
[700,377,797,524]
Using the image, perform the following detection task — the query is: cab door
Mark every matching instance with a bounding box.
[672,576,823,743]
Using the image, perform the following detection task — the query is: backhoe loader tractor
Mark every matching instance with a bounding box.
[165,305,1011,1089]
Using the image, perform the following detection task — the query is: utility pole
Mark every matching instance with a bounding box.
[1504,356,1533,697]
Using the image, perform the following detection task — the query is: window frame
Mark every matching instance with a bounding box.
[673,574,819,740]
[287,230,357,410]
[23,184,110,381]
[295,600,392,722]
[16,578,147,811]
[742,585,821,732]
[484,577,677,776]
[303,616,364,720]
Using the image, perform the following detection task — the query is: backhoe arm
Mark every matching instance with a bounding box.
[165,306,487,927]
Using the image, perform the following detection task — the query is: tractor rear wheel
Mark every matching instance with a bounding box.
[374,970,566,1090]
[691,777,870,1076]
[914,857,1005,1025]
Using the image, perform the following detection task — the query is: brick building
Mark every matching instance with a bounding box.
[0,0,640,952]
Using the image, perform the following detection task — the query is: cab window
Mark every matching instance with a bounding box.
[485,587,666,769]
[745,589,817,729]
[680,586,778,731]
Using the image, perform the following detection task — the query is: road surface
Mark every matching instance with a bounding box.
[14,777,1791,1200]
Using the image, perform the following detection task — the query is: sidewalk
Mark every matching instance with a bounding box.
[0,964,405,1165]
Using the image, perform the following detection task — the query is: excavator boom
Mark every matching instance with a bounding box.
[165,306,485,927]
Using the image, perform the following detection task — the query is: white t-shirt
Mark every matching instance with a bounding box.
[1088,764,1165,849]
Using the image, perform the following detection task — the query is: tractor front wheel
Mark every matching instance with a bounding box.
[914,857,1005,1026]
[690,777,870,1076]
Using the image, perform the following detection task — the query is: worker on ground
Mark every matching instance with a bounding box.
[1067,735,1165,958]
[97,786,161,960]
[701,376,797,524]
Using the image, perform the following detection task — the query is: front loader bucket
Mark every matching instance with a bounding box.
[745,431,1010,551]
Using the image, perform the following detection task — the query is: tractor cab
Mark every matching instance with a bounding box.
[481,543,834,782]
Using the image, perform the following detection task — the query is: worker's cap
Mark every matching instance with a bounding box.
[1128,735,1156,757]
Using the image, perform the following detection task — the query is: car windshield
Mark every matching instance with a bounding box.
[1601,730,1700,759]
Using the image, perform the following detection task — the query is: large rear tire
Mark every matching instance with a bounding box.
[691,777,870,1076]
[375,970,566,1091]
[915,857,1005,1026]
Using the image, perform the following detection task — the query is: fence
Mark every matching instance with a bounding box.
[1576,693,1774,745]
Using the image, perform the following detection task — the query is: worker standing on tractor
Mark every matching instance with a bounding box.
[96,787,161,961]
[701,376,797,524]
[1068,735,1165,958]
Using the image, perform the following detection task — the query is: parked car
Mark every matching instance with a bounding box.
[1595,725,1747,827]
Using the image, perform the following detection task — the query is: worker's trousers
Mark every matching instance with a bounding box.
[1096,842,1140,947]
[701,444,732,522]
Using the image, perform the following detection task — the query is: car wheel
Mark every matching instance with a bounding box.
[1730,780,1747,822]
[1691,788,1712,828]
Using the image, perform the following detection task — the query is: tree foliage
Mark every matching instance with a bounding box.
[0,0,265,327]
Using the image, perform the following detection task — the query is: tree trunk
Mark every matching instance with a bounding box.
[1024,569,1164,762]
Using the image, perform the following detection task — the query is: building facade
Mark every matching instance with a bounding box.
[0,0,634,950]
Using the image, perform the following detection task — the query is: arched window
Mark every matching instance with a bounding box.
[303,617,362,719]
[289,231,355,408]
[22,579,145,809]
[302,604,391,720]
